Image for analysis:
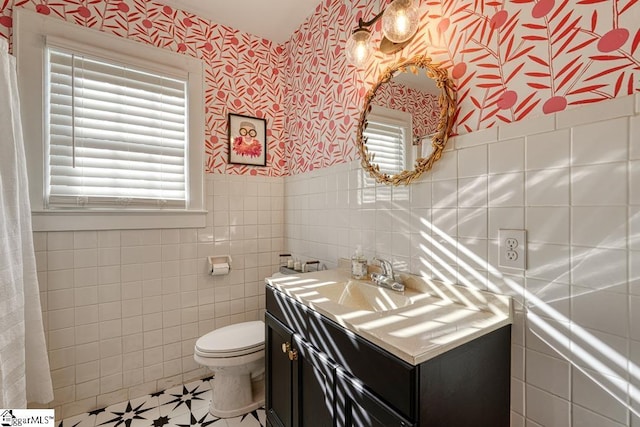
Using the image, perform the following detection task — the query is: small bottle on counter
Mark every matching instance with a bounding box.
[351,246,367,279]
[294,258,302,271]
[287,257,294,269]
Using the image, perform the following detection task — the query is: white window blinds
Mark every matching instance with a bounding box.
[363,119,407,176]
[47,47,188,209]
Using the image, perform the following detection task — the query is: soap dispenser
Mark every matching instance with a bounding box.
[351,246,367,280]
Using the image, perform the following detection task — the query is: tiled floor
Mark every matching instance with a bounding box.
[59,378,266,427]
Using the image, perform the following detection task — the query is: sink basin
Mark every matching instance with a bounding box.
[308,280,418,313]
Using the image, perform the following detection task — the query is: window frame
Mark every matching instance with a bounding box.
[15,9,206,231]
[364,105,415,175]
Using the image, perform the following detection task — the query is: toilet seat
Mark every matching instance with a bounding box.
[195,320,265,358]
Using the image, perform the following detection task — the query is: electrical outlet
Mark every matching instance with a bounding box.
[505,238,518,250]
[499,229,527,270]
[505,250,518,261]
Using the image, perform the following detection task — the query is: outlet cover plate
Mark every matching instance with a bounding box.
[499,229,527,270]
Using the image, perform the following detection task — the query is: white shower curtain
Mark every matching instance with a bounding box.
[0,38,53,407]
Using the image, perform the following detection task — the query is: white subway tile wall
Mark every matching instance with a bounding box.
[34,174,283,418]
[284,94,640,426]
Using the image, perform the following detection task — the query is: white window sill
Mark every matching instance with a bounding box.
[31,209,207,232]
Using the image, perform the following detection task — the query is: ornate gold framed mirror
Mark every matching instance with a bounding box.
[356,55,457,185]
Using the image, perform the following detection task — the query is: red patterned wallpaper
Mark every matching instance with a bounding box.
[283,0,640,174]
[2,0,639,176]
[372,80,439,140]
[0,0,288,176]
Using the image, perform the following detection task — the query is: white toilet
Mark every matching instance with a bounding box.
[194,320,265,418]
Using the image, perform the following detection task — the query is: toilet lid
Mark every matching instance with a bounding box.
[195,320,265,355]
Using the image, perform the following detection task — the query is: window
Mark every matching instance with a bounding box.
[363,119,407,176]
[16,9,205,231]
[363,105,413,176]
[47,47,188,208]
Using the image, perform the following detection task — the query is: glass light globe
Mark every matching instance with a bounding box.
[345,28,373,68]
[382,0,419,43]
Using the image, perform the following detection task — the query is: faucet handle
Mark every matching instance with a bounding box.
[373,257,393,277]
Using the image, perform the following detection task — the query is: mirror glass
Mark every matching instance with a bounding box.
[357,55,456,185]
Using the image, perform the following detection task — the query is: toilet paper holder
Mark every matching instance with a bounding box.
[207,255,232,275]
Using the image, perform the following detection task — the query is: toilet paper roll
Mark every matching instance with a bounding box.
[211,262,230,276]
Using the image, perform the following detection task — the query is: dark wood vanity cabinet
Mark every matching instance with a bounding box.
[266,312,337,427]
[265,312,295,427]
[336,369,414,427]
[265,285,511,427]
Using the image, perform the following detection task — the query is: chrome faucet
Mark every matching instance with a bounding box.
[376,257,394,277]
[370,257,405,292]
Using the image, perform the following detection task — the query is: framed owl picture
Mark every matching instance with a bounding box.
[228,113,267,166]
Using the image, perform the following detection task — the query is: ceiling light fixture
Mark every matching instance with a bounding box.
[345,0,419,68]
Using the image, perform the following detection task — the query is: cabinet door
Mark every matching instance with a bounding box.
[336,369,414,427]
[266,313,295,427]
[293,335,337,427]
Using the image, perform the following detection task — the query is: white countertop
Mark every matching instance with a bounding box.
[265,268,513,366]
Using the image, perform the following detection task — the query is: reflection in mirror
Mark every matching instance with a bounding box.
[373,71,439,143]
[357,55,456,185]
[363,105,413,176]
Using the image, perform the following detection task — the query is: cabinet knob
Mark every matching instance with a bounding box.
[288,349,298,361]
[281,342,291,353]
